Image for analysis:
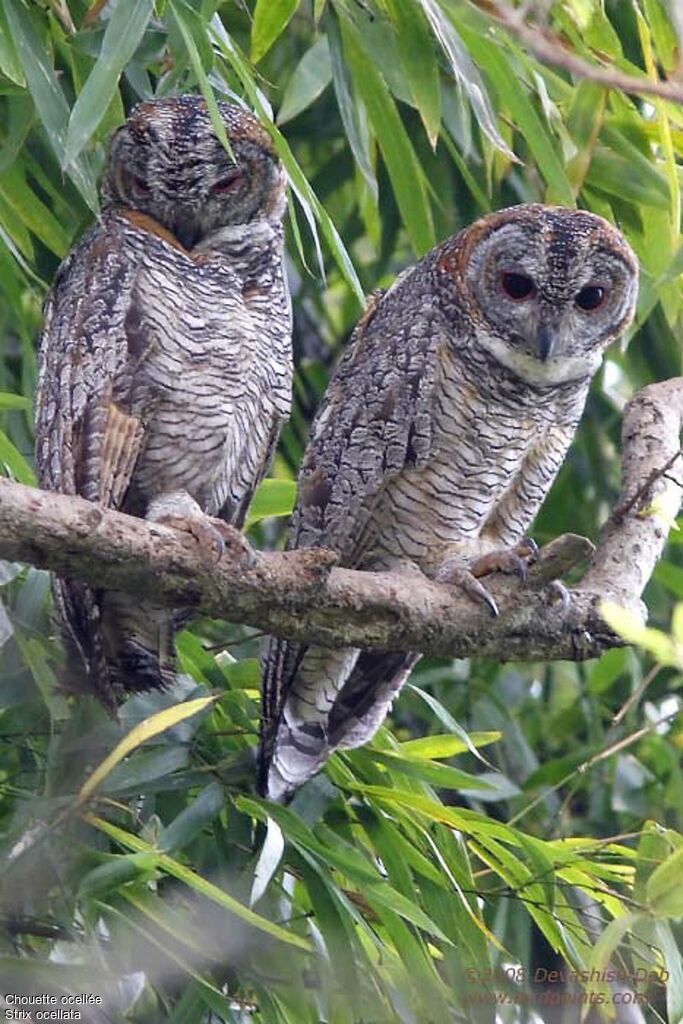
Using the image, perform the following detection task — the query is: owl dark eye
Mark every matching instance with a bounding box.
[132,174,151,196]
[500,272,535,300]
[211,169,244,194]
[575,285,606,310]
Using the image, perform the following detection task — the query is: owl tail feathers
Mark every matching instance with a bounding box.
[261,716,330,803]
[53,579,176,712]
[259,648,420,803]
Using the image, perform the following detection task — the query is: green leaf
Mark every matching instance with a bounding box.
[0,0,24,84]
[420,0,514,159]
[655,921,683,1024]
[78,696,216,802]
[341,20,435,255]
[277,36,332,126]
[0,429,35,484]
[251,0,300,63]
[399,732,500,759]
[0,391,29,411]
[64,0,154,167]
[78,852,157,899]
[210,13,364,306]
[601,601,682,666]
[86,812,312,951]
[363,748,493,790]
[458,27,574,205]
[170,1,233,159]
[647,847,683,916]
[0,163,71,256]
[159,782,224,853]
[2,0,97,209]
[250,814,285,906]
[565,81,607,193]
[408,685,495,766]
[586,146,670,209]
[328,13,377,199]
[387,0,441,147]
[245,477,296,529]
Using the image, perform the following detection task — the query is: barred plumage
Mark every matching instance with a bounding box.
[35,95,292,709]
[260,204,638,801]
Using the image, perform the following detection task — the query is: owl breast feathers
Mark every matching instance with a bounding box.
[259,204,638,801]
[35,95,292,709]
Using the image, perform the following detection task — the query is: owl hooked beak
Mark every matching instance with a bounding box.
[172,214,201,251]
[536,323,558,362]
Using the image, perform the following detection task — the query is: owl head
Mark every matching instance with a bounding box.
[439,205,638,386]
[100,95,285,248]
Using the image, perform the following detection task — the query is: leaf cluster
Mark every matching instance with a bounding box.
[1,1,683,1021]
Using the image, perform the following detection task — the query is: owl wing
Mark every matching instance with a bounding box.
[259,286,445,790]
[290,293,441,563]
[36,219,150,705]
[36,220,146,508]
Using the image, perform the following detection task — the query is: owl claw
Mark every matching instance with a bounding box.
[206,518,257,569]
[435,562,500,617]
[154,514,255,569]
[514,537,539,564]
[546,579,570,612]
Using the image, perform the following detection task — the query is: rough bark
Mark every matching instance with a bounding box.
[0,379,681,663]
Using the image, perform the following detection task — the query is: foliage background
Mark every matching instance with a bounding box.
[1,0,683,1021]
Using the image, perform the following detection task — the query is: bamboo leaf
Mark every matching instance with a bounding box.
[399,732,500,759]
[170,0,233,159]
[210,13,364,306]
[0,163,71,256]
[252,0,300,63]
[458,27,574,205]
[2,0,97,209]
[64,0,154,167]
[387,0,441,147]
[85,812,312,950]
[78,697,216,802]
[245,478,297,529]
[341,20,435,255]
[328,13,377,199]
[646,847,683,916]
[277,36,332,125]
[0,392,29,411]
[0,429,35,484]
[250,815,285,906]
[421,0,514,159]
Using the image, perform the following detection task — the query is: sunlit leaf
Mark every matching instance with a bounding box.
[252,0,300,63]
[78,697,216,801]
[646,847,683,916]
[245,477,297,529]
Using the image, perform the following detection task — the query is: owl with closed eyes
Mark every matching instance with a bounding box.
[35,95,292,710]
[259,204,638,802]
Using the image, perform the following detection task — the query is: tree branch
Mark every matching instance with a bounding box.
[474,0,683,106]
[0,378,681,663]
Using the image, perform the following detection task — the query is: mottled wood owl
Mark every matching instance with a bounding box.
[35,95,292,710]
[259,204,638,802]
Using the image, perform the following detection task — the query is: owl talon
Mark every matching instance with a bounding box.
[546,579,570,611]
[436,562,500,617]
[513,537,539,564]
[154,513,227,565]
[205,518,257,570]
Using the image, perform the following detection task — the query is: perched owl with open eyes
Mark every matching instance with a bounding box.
[35,95,292,710]
[259,204,638,801]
